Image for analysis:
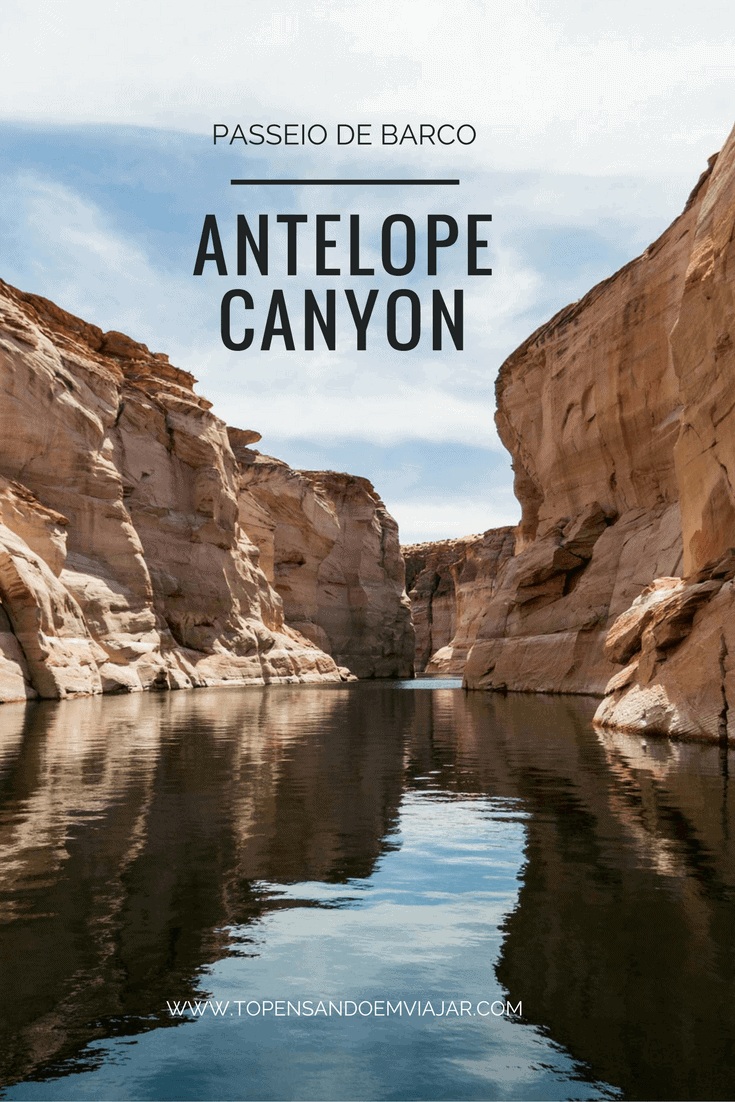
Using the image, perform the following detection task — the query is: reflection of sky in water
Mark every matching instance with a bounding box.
[6,784,616,1101]
[5,685,735,1100]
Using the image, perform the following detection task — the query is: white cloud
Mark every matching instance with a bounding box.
[2,0,731,544]
[0,1,732,177]
[1,171,509,450]
[389,496,520,545]
[0,172,195,344]
[203,383,502,447]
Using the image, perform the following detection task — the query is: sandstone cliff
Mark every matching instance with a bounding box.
[231,438,414,679]
[403,528,514,673]
[0,279,412,702]
[463,142,721,700]
[594,124,735,740]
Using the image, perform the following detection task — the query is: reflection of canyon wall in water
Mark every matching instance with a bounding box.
[3,688,735,1097]
[0,280,413,703]
[495,723,735,1100]
[405,692,735,1102]
[0,688,406,1086]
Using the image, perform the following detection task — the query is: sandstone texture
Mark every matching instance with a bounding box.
[0,278,412,702]
[457,121,735,741]
[403,528,514,673]
[594,123,735,740]
[231,438,414,679]
[464,141,721,699]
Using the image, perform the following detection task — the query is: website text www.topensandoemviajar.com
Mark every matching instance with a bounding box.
[165,997,522,1019]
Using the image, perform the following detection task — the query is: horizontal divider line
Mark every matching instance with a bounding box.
[230,179,460,185]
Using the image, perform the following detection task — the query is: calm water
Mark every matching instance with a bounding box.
[1,681,734,1101]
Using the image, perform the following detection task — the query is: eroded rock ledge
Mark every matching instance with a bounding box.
[0,279,413,702]
[593,124,735,740]
[460,122,735,739]
[403,529,514,673]
[230,438,414,679]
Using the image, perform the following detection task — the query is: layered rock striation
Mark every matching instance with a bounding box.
[594,125,735,739]
[464,139,727,707]
[456,122,735,741]
[231,438,414,679]
[0,279,412,702]
[403,529,514,673]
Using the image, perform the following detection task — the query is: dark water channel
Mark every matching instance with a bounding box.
[1,680,734,1101]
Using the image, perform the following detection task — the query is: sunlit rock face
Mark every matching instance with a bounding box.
[0,279,363,701]
[231,439,414,679]
[403,529,515,674]
[595,124,735,740]
[464,137,725,704]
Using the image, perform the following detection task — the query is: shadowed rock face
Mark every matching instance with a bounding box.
[231,440,414,679]
[454,121,735,739]
[0,279,411,701]
[594,125,735,740]
[461,134,732,713]
[403,529,515,673]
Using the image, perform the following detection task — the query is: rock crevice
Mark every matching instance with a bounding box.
[403,529,514,674]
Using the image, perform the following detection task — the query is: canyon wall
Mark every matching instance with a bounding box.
[230,438,414,679]
[0,278,413,703]
[463,143,722,701]
[403,528,514,673]
[594,125,735,740]
[457,122,735,741]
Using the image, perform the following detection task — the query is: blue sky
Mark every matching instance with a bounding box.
[1,1,733,542]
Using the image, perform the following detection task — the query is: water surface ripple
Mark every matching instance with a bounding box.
[0,682,734,1100]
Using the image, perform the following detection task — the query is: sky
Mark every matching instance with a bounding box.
[1,1,733,543]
